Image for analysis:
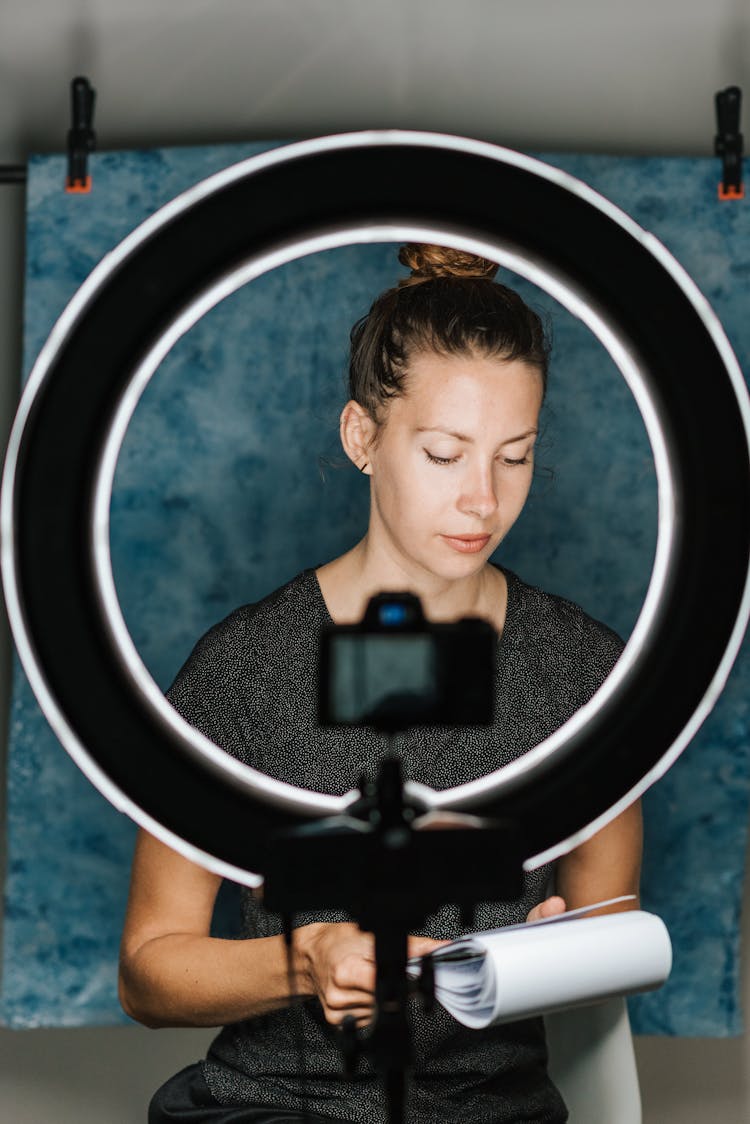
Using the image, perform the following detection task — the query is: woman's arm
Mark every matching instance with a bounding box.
[119,828,311,1028]
[527,799,643,922]
[119,828,441,1029]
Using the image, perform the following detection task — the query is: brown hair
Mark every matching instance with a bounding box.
[348,243,550,423]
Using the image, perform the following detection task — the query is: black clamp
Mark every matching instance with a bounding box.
[715,86,744,200]
[66,76,96,193]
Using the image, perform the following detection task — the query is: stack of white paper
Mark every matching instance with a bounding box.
[408,900,672,1028]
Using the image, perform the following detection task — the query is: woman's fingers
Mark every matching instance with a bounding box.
[324,983,376,1010]
[320,983,375,1026]
[331,953,376,993]
[407,935,450,958]
[525,895,566,923]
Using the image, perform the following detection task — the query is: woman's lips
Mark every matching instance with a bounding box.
[440,534,492,554]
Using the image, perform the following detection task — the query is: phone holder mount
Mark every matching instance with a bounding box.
[263,752,523,1124]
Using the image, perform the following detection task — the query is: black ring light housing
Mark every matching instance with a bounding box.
[3,131,750,885]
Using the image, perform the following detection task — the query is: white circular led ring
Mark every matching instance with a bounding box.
[3,131,749,885]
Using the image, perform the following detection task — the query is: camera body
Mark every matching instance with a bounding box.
[318,591,496,732]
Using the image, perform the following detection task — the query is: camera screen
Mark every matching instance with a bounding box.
[328,635,438,725]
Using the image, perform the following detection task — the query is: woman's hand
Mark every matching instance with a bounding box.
[300,922,445,1028]
[299,922,375,1028]
[525,895,566,923]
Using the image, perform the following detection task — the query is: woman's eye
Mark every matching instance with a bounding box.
[425,450,459,466]
[423,450,532,467]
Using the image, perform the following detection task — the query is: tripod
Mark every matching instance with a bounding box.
[264,751,522,1123]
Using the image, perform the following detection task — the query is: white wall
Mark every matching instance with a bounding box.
[1,1,749,1119]
[2,0,749,157]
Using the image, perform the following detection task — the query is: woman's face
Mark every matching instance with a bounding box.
[362,349,544,582]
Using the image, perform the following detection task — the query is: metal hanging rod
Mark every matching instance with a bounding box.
[0,165,27,184]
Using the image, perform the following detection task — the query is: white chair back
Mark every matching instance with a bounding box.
[546,999,642,1123]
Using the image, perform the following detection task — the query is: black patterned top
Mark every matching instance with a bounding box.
[165,565,623,1123]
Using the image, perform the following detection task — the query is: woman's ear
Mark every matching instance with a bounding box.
[339,400,377,475]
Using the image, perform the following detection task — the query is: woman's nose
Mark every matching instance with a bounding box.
[458,470,498,520]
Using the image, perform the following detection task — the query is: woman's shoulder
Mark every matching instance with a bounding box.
[502,565,625,664]
[166,568,320,694]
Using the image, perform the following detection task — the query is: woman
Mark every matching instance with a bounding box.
[120,243,642,1123]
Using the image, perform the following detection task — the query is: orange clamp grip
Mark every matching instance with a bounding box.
[65,175,92,194]
[718,182,745,200]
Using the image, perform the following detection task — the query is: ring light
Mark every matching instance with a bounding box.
[3,131,750,886]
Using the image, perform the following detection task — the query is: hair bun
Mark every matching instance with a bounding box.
[397,242,499,287]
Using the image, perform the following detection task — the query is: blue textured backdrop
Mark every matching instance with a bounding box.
[2,141,748,1034]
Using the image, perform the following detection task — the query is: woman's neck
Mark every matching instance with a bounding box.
[315,536,508,633]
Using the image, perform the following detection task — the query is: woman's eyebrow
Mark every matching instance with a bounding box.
[415,426,538,445]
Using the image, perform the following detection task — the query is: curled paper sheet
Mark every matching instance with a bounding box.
[408,906,672,1029]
